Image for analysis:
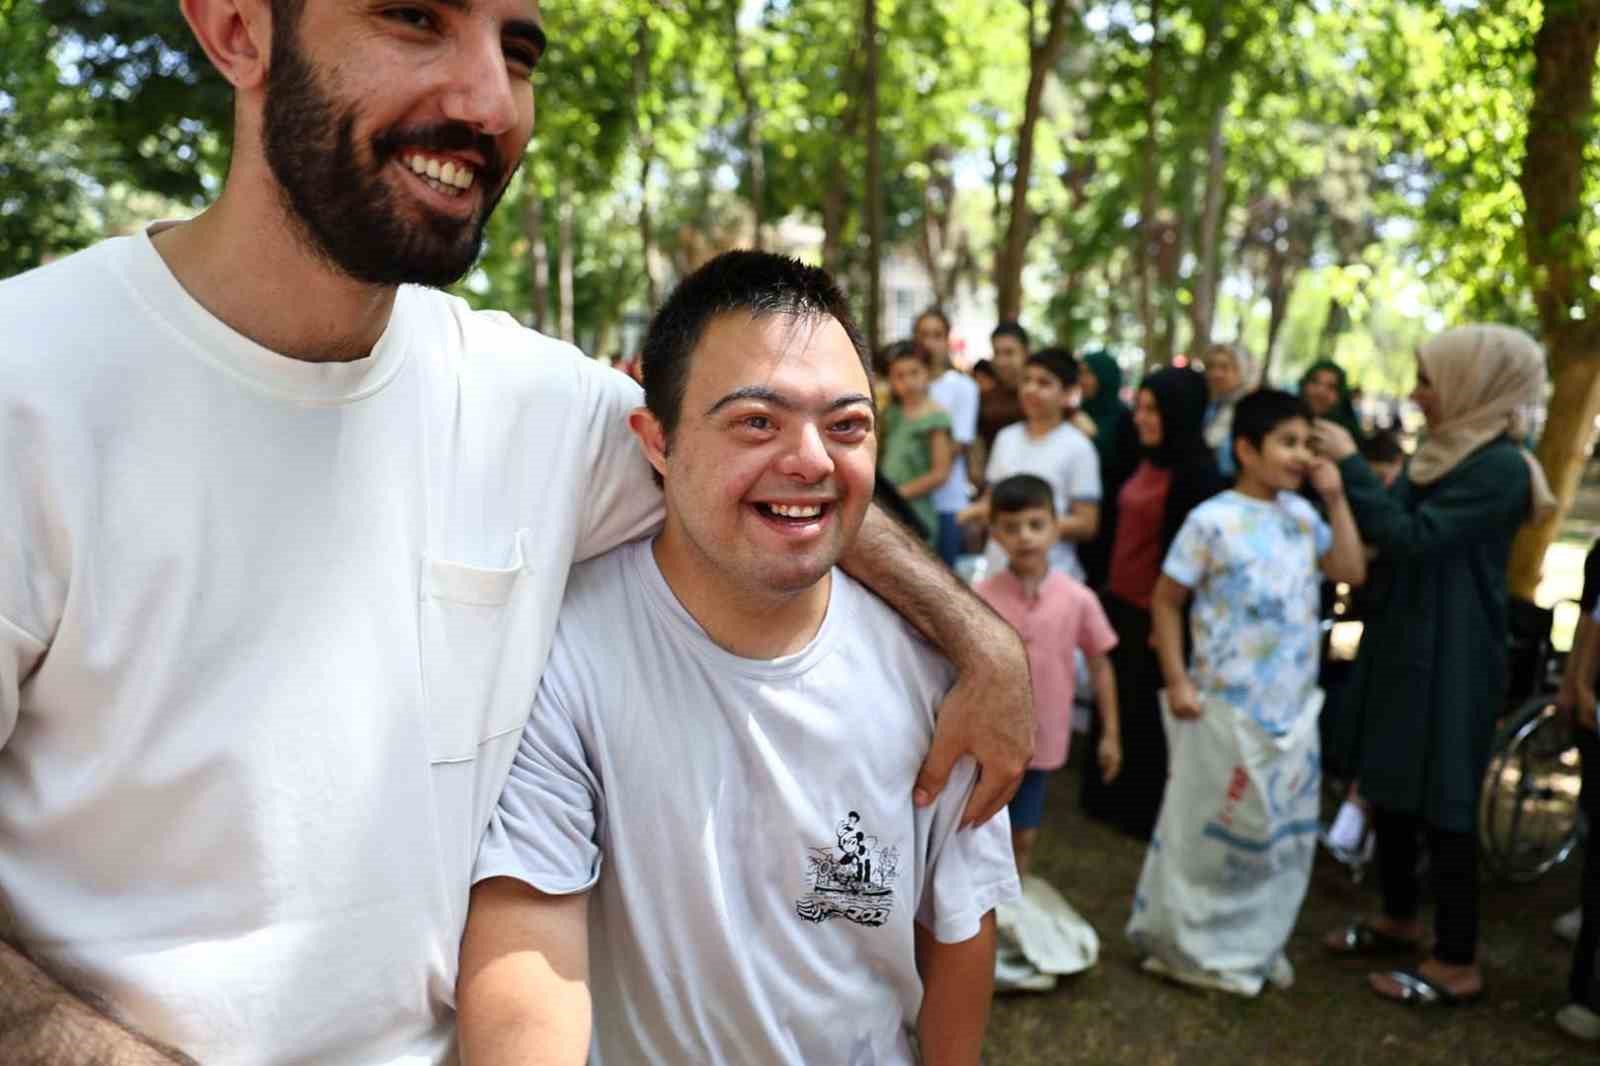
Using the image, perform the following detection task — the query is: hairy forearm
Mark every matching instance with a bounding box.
[915,916,996,1066]
[842,506,1016,671]
[0,938,195,1066]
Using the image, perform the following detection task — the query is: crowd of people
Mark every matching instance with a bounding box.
[878,310,1586,1028]
[0,0,1592,1060]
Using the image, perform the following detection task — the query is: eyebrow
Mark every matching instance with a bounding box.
[705,386,875,417]
[431,0,548,60]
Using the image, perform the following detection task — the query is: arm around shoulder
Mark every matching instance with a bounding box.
[839,507,1033,824]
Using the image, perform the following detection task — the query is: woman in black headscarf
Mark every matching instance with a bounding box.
[1300,359,1363,440]
[1082,367,1227,839]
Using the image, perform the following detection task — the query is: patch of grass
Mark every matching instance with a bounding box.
[982,759,1585,1065]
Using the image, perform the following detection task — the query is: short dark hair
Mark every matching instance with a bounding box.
[639,250,869,437]
[991,320,1030,350]
[884,341,928,371]
[915,306,951,334]
[971,359,997,383]
[990,474,1057,517]
[1360,428,1403,465]
[1027,347,1079,389]
[1232,388,1312,454]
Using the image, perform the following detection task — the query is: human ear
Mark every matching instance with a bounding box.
[181,0,274,92]
[627,408,670,479]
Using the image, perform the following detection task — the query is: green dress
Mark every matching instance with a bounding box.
[1335,439,1532,833]
[879,404,953,546]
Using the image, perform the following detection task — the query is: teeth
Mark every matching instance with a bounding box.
[768,503,823,518]
[403,153,476,191]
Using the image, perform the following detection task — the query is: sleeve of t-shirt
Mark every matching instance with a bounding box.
[0,405,54,750]
[1283,494,1333,559]
[474,638,605,895]
[915,756,1021,943]
[1161,506,1216,590]
[574,360,665,563]
[1066,433,1102,503]
[1074,585,1119,657]
[948,377,979,447]
[985,426,1014,484]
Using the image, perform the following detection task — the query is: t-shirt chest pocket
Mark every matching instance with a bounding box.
[419,528,547,763]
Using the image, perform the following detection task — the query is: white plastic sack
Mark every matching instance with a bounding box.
[994,875,1100,992]
[1126,690,1323,996]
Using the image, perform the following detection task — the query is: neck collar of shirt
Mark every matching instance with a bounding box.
[124,224,414,406]
[630,539,848,680]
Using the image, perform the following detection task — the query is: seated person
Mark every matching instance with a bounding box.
[456,251,1019,1066]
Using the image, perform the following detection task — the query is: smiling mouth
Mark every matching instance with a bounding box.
[397,151,479,201]
[754,501,832,524]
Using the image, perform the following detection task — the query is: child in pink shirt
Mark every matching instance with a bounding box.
[976,474,1121,875]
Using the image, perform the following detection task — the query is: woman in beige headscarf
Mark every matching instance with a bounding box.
[1314,324,1552,1008]
[1200,342,1258,479]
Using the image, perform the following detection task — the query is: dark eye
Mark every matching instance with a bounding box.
[743,415,773,431]
[386,6,436,31]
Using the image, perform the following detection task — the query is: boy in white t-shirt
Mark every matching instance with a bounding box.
[457,252,1018,1066]
[962,349,1101,581]
[1130,389,1365,994]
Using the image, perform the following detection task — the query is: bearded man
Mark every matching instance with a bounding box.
[0,2,1030,1062]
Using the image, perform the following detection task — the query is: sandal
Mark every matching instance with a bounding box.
[1323,919,1422,958]
[1371,967,1482,1007]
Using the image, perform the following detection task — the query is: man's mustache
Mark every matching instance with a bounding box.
[376,124,506,186]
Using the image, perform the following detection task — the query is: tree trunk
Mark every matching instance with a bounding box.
[523,185,547,331]
[821,165,848,278]
[726,1,765,249]
[632,16,659,310]
[994,0,1075,321]
[1189,90,1229,354]
[1507,0,1600,598]
[1511,354,1600,595]
[557,177,575,344]
[863,0,883,354]
[1136,0,1163,369]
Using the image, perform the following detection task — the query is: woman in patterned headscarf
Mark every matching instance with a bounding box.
[1201,343,1257,478]
[1317,324,1554,1008]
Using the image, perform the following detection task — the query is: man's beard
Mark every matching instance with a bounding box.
[260,25,515,288]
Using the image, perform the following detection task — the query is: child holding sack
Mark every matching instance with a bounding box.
[1128,389,1366,995]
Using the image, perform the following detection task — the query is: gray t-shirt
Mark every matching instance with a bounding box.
[474,539,1018,1065]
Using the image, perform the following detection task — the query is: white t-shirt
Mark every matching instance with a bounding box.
[928,369,980,513]
[0,229,663,1064]
[475,540,1019,1066]
[983,421,1102,580]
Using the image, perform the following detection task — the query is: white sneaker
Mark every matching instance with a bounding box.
[1554,907,1584,944]
[1556,1003,1600,1042]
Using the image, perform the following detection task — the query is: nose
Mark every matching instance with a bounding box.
[778,423,835,483]
[440,31,522,137]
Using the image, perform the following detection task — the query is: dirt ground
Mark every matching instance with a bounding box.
[980,759,1586,1065]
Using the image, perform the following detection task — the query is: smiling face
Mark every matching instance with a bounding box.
[260,0,542,287]
[1133,387,1163,449]
[1302,368,1342,418]
[640,312,877,603]
[1237,416,1314,495]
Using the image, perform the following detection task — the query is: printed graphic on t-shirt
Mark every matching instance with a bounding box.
[795,811,901,927]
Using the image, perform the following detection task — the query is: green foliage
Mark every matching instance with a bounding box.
[3,0,1599,381]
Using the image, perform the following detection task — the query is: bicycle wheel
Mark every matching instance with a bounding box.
[1478,696,1583,883]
